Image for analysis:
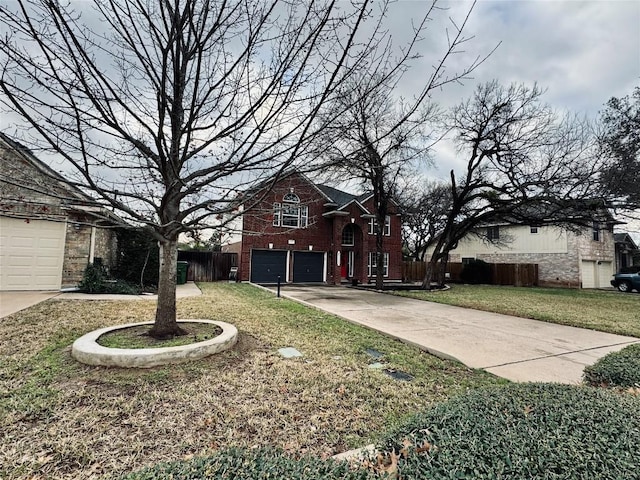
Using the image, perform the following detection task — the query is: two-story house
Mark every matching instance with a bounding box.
[433,220,618,288]
[222,171,403,284]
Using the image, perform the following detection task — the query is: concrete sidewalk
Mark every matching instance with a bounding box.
[272,285,639,384]
[0,282,202,319]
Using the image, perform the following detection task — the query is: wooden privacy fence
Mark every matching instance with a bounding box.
[177,251,238,282]
[402,261,538,287]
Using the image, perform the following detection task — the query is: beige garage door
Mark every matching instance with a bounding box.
[581,260,613,289]
[0,217,66,290]
[581,260,596,289]
[596,261,613,288]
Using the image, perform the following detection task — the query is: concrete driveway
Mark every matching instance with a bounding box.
[0,283,202,319]
[0,291,60,318]
[272,285,639,384]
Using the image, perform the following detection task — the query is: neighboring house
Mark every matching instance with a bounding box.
[614,233,639,271]
[430,219,617,289]
[222,170,403,284]
[0,133,119,290]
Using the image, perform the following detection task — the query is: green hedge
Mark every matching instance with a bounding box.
[377,383,640,479]
[122,447,377,480]
[584,343,640,387]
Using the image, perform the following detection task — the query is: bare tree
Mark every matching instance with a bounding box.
[422,81,613,289]
[597,86,640,211]
[313,0,492,290]
[398,181,451,261]
[0,0,382,337]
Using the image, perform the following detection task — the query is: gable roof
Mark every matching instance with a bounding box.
[614,233,639,249]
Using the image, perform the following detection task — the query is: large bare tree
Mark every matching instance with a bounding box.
[397,180,452,262]
[422,81,614,288]
[0,0,382,337]
[313,0,491,290]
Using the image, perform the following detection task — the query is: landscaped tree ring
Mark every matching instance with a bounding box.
[72,319,238,368]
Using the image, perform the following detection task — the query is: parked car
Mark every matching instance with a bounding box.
[611,267,640,293]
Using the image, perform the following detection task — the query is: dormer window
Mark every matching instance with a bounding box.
[273,193,308,228]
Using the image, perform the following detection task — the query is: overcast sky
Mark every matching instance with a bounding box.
[1,0,638,234]
[388,0,640,179]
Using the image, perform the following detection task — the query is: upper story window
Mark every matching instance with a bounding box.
[592,222,600,242]
[530,226,539,234]
[273,193,308,228]
[368,215,390,236]
[342,224,355,246]
[487,226,500,241]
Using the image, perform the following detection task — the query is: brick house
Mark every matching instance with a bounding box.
[223,171,403,284]
[0,133,120,290]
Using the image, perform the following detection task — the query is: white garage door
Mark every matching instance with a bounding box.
[596,261,613,288]
[581,260,613,289]
[0,217,66,290]
[581,260,596,289]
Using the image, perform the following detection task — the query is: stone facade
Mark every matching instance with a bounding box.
[0,133,119,289]
[237,171,403,283]
[449,225,615,288]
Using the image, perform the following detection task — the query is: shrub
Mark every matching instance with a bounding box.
[377,383,640,479]
[78,263,107,293]
[584,343,640,387]
[78,263,142,295]
[460,259,492,284]
[121,447,377,480]
[113,227,160,289]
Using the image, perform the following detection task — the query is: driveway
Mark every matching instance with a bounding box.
[272,285,639,384]
[0,291,60,318]
[0,282,202,319]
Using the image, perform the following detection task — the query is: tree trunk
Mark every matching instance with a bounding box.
[148,238,187,339]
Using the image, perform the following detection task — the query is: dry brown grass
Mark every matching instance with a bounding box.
[0,283,502,479]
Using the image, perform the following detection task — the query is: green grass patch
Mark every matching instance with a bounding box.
[0,282,501,480]
[97,322,223,348]
[584,343,640,387]
[121,447,377,480]
[377,383,640,479]
[395,285,640,337]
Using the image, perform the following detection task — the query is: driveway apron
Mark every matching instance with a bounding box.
[272,285,639,384]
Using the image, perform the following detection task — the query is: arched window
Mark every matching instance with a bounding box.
[274,192,307,228]
[283,193,300,203]
[342,224,355,246]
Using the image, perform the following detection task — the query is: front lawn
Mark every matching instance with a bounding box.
[395,285,640,338]
[0,283,501,480]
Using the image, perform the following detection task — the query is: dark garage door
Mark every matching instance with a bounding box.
[293,251,324,283]
[250,250,287,283]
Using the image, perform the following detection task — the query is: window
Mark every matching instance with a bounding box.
[368,215,390,236]
[273,194,308,228]
[461,257,474,265]
[368,252,389,277]
[272,203,281,226]
[530,226,539,234]
[592,222,600,242]
[487,226,500,241]
[341,225,355,246]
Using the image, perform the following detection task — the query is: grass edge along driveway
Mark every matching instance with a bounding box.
[0,282,502,480]
[395,284,639,338]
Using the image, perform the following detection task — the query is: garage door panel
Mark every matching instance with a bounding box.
[250,250,287,284]
[293,251,324,283]
[0,217,66,290]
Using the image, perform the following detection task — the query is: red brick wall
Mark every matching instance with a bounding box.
[239,172,403,283]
